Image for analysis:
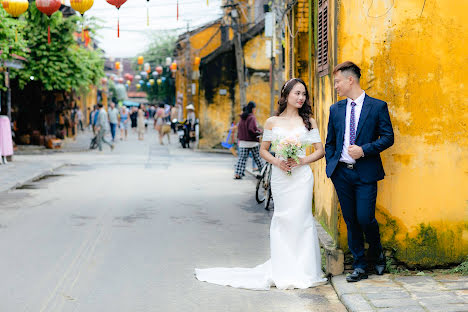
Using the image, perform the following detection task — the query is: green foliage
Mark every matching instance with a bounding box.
[136,32,177,104]
[18,3,104,91]
[449,257,468,275]
[0,7,29,91]
[138,32,178,69]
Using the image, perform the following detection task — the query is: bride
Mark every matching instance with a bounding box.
[195,78,327,290]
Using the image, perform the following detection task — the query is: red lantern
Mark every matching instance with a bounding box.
[156,66,163,75]
[36,0,62,44]
[124,73,133,82]
[105,0,128,38]
[176,0,179,21]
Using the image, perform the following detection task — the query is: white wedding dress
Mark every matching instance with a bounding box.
[195,126,327,290]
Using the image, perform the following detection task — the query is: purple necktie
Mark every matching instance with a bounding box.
[349,102,357,145]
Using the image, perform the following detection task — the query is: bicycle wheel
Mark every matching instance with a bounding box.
[255,165,268,203]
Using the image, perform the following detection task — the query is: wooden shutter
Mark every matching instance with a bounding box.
[317,0,329,76]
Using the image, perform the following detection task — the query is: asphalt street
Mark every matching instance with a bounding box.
[0,130,345,312]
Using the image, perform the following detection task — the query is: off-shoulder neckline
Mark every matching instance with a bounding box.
[269,126,316,132]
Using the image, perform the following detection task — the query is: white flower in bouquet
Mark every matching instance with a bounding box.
[272,136,310,175]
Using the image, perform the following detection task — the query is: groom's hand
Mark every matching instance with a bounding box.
[348,145,364,159]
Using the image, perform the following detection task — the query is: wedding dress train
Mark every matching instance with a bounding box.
[195,127,327,290]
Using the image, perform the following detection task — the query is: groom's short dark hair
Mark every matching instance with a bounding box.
[333,61,361,80]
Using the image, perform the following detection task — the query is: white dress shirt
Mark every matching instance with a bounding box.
[340,91,366,164]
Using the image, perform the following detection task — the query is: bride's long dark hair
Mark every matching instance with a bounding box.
[276,78,313,130]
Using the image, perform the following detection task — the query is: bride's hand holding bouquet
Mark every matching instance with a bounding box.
[272,136,310,175]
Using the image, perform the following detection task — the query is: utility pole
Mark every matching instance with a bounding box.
[231,2,247,111]
[184,21,193,112]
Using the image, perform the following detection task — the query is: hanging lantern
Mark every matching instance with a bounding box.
[70,0,94,42]
[137,56,144,65]
[117,77,124,84]
[165,57,172,66]
[139,79,144,85]
[124,73,133,82]
[157,79,162,85]
[146,82,151,87]
[115,61,121,70]
[36,0,62,44]
[2,0,29,42]
[126,80,131,86]
[149,79,155,86]
[136,83,141,90]
[176,0,179,21]
[144,62,150,73]
[2,0,29,17]
[170,62,177,72]
[140,72,148,79]
[152,71,159,78]
[134,75,141,81]
[101,77,108,85]
[161,77,166,82]
[105,0,128,38]
[156,66,163,75]
[194,56,201,66]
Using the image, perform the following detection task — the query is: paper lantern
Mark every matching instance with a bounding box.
[156,66,163,75]
[36,0,62,44]
[124,73,133,82]
[194,56,201,66]
[140,71,148,79]
[149,79,155,86]
[152,71,158,78]
[170,62,177,72]
[70,0,94,42]
[115,61,121,70]
[137,56,144,65]
[165,57,172,66]
[135,75,141,81]
[136,83,141,90]
[105,0,128,38]
[117,77,124,84]
[144,62,150,73]
[146,82,151,87]
[176,0,179,21]
[2,0,29,18]
[126,80,131,85]
[139,79,144,85]
[157,79,162,85]
[70,0,93,15]
[2,0,29,42]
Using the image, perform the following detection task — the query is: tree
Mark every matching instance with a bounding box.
[136,32,177,105]
[0,7,29,91]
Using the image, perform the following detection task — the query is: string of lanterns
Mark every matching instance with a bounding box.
[1,1,212,41]
[110,56,179,91]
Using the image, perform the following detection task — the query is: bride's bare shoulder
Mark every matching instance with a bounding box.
[264,116,278,130]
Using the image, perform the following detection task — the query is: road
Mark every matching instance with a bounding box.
[0,130,345,312]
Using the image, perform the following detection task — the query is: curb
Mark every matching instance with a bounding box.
[2,163,67,193]
[195,148,233,155]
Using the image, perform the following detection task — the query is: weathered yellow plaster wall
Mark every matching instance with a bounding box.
[312,0,468,266]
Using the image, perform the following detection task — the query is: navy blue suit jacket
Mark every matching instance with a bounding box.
[325,94,394,183]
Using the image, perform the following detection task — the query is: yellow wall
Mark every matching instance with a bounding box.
[308,0,468,266]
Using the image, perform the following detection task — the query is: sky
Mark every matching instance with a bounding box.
[72,0,224,58]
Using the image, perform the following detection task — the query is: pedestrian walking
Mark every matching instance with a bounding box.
[119,106,129,140]
[108,102,119,142]
[130,107,138,131]
[233,101,264,179]
[95,104,114,151]
[137,104,146,141]
[76,107,84,131]
[325,61,394,282]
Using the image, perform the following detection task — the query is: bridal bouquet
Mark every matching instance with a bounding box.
[272,136,310,175]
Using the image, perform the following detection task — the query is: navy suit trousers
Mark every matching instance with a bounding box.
[331,163,383,270]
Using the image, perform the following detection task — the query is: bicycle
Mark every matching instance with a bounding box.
[256,152,275,211]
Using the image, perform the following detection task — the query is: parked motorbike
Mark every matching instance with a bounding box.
[176,119,198,148]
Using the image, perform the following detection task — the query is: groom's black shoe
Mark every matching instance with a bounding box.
[375,252,386,275]
[346,269,368,282]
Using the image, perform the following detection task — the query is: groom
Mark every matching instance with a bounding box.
[325,61,394,282]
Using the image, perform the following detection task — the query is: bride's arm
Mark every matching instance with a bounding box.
[289,118,325,167]
[260,118,290,172]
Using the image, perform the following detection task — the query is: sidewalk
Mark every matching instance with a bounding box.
[0,130,94,193]
[332,273,468,312]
